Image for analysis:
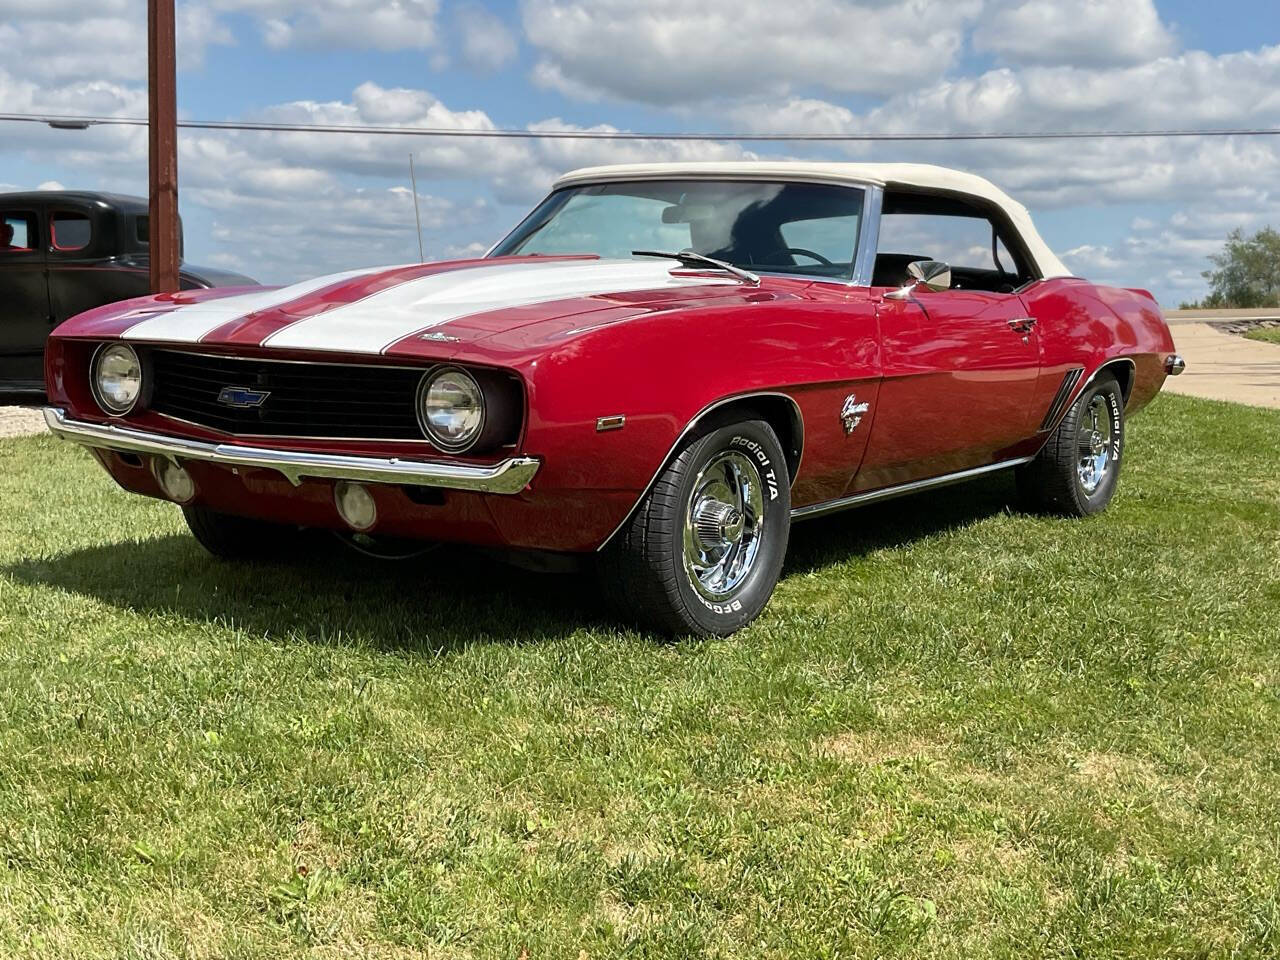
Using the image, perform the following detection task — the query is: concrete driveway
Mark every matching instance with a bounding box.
[1164,321,1280,409]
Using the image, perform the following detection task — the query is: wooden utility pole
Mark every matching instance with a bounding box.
[147,0,180,293]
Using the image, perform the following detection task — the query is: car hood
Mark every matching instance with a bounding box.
[66,255,759,355]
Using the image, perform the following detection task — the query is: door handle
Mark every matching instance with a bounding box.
[1008,317,1036,334]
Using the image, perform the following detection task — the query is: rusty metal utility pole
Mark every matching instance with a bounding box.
[147,0,180,293]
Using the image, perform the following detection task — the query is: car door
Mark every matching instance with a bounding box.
[0,204,52,388]
[851,199,1043,492]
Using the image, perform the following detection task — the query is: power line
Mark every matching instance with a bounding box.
[3,111,1280,142]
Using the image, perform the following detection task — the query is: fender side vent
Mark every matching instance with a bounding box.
[1039,367,1084,432]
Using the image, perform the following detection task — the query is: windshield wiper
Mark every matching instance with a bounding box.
[632,249,760,286]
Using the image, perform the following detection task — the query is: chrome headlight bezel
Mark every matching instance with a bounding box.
[91,342,144,416]
[416,365,487,453]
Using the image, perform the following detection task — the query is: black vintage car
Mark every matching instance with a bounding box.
[0,191,256,394]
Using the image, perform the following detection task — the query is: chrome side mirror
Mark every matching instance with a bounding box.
[885,259,952,300]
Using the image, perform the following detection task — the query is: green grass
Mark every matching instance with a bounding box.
[1,394,1278,958]
[1244,326,1280,345]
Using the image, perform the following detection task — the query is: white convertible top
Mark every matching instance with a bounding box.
[554,161,1072,280]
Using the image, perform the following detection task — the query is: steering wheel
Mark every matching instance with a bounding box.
[762,247,834,267]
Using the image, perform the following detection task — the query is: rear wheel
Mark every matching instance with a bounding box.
[1017,373,1125,516]
[182,505,302,560]
[598,419,790,637]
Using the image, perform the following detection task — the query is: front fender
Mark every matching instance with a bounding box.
[477,296,882,551]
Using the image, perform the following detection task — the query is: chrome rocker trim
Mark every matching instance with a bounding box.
[43,408,541,494]
[790,456,1034,521]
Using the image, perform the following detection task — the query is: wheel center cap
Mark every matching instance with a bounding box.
[694,499,744,550]
[1090,430,1105,454]
[721,508,744,543]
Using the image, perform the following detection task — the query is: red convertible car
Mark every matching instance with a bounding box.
[43,162,1184,635]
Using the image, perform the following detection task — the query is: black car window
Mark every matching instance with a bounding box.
[877,213,1019,274]
[51,211,92,252]
[0,211,38,253]
[874,191,1034,292]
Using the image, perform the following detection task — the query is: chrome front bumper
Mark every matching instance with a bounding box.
[43,408,540,494]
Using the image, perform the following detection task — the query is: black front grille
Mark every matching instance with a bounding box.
[148,350,426,439]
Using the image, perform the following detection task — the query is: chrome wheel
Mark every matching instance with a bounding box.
[1076,393,1114,495]
[682,450,765,601]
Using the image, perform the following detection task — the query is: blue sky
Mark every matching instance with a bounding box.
[2,0,1278,305]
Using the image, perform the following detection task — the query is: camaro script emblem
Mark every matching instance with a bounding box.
[217,386,271,408]
[841,394,870,434]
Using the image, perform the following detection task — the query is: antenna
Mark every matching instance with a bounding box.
[408,153,425,263]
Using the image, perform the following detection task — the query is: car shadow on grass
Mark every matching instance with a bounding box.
[4,475,1017,649]
[5,531,610,651]
[784,470,1018,575]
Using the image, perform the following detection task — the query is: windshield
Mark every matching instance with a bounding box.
[490,180,865,281]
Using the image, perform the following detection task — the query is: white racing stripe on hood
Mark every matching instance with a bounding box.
[119,265,394,343]
[261,259,729,354]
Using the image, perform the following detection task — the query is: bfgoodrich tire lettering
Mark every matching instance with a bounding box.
[598,419,791,637]
[1017,373,1125,517]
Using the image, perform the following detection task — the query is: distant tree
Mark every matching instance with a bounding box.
[1182,227,1280,309]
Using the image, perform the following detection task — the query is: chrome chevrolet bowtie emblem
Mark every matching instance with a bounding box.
[217,386,271,408]
[841,394,870,434]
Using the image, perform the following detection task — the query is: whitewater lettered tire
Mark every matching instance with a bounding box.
[1017,373,1125,516]
[599,419,790,637]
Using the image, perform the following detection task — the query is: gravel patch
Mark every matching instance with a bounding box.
[0,406,46,439]
[1214,318,1280,337]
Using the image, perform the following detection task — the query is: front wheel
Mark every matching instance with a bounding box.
[598,419,791,637]
[1016,373,1125,516]
[182,505,303,560]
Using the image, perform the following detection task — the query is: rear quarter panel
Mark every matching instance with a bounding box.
[1021,277,1175,421]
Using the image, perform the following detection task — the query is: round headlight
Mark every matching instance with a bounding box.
[417,367,485,451]
[93,343,143,415]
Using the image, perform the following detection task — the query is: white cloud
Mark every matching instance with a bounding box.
[521,0,984,104]
[454,3,518,71]
[974,0,1177,67]
[224,83,751,207]
[0,2,232,85]
[188,181,490,280]
[1061,244,1125,274]
[215,0,440,50]
[0,0,443,69]
[2,0,1277,305]
[716,45,1280,302]
[0,0,131,17]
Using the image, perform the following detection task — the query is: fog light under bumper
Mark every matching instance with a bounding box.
[334,481,377,531]
[153,457,196,503]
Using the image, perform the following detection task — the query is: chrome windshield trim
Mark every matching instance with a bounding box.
[851,184,883,288]
[553,172,885,192]
[490,178,874,285]
[791,456,1033,521]
[43,408,540,494]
